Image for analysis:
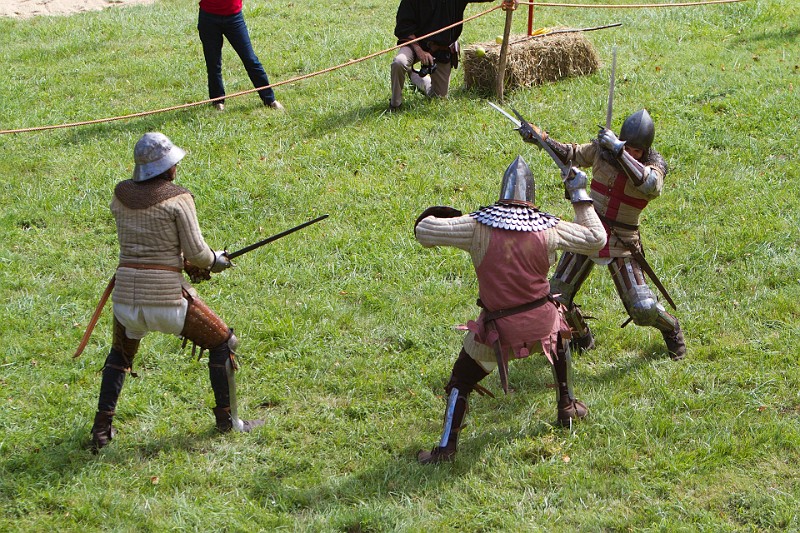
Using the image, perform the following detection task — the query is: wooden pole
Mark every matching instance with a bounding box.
[495,8,515,103]
[527,0,534,36]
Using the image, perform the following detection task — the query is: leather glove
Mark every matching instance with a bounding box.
[597,127,625,156]
[518,122,546,144]
[184,260,211,283]
[563,167,592,204]
[210,250,232,273]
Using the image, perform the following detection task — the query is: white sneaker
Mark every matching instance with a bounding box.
[267,100,285,111]
[213,103,225,111]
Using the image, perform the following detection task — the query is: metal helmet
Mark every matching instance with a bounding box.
[498,155,535,206]
[619,109,655,152]
[132,132,186,182]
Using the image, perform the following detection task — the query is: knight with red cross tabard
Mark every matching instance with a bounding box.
[520,110,686,360]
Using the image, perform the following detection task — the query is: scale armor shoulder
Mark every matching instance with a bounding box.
[469,204,560,232]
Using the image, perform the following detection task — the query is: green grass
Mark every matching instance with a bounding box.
[1,0,799,530]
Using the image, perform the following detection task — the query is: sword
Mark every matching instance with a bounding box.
[487,100,520,127]
[487,101,573,179]
[511,107,573,179]
[226,214,329,260]
[184,214,329,283]
[605,46,617,130]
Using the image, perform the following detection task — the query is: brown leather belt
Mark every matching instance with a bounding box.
[477,295,553,322]
[118,263,182,273]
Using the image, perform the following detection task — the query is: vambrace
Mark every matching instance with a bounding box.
[609,257,677,332]
[544,137,574,166]
[618,150,661,196]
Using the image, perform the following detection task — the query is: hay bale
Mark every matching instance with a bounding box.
[463,31,599,92]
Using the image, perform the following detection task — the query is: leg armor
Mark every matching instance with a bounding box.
[92,317,141,452]
[418,349,490,464]
[184,296,264,434]
[551,335,587,426]
[180,293,232,351]
[608,257,685,359]
[608,257,677,331]
[550,251,596,350]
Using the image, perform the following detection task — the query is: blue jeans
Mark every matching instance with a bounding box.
[197,9,276,105]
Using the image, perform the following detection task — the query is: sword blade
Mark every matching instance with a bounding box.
[226,214,329,260]
[487,101,521,127]
[605,46,617,130]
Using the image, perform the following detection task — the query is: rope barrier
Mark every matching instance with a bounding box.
[519,0,748,8]
[0,0,749,135]
[0,4,502,135]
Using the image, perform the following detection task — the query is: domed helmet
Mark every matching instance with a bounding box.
[132,132,186,182]
[619,109,655,152]
[498,155,535,206]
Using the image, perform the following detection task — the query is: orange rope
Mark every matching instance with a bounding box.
[519,0,747,7]
[0,5,502,135]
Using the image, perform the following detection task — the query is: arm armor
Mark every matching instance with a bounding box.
[618,150,659,195]
[544,136,574,166]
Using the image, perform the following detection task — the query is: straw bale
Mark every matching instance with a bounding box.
[463,31,599,92]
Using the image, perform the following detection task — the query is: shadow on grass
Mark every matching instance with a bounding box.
[0,421,222,491]
[734,25,800,46]
[303,87,490,140]
[245,351,651,515]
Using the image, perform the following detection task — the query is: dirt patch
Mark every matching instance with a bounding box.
[0,0,155,19]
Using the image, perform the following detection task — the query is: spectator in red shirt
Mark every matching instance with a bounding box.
[197,0,283,111]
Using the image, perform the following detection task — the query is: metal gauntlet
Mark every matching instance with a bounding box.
[564,168,592,204]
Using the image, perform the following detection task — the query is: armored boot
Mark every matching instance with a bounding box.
[91,410,116,452]
[552,338,588,426]
[417,389,468,464]
[662,320,686,360]
[208,338,264,433]
[418,349,489,464]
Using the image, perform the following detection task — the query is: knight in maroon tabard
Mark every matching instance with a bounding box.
[522,110,687,360]
[414,156,605,464]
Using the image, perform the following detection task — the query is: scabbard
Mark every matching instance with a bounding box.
[73,276,115,358]
[485,319,510,394]
[493,340,510,394]
[611,228,677,310]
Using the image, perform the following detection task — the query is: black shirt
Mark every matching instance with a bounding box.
[394,0,491,46]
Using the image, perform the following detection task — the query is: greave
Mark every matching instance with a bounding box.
[207,340,264,433]
[551,342,575,405]
[418,349,489,464]
[208,342,232,409]
[551,339,588,426]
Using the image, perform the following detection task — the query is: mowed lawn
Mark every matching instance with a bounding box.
[0,0,798,530]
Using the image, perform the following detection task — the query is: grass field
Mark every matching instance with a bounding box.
[1,0,799,530]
